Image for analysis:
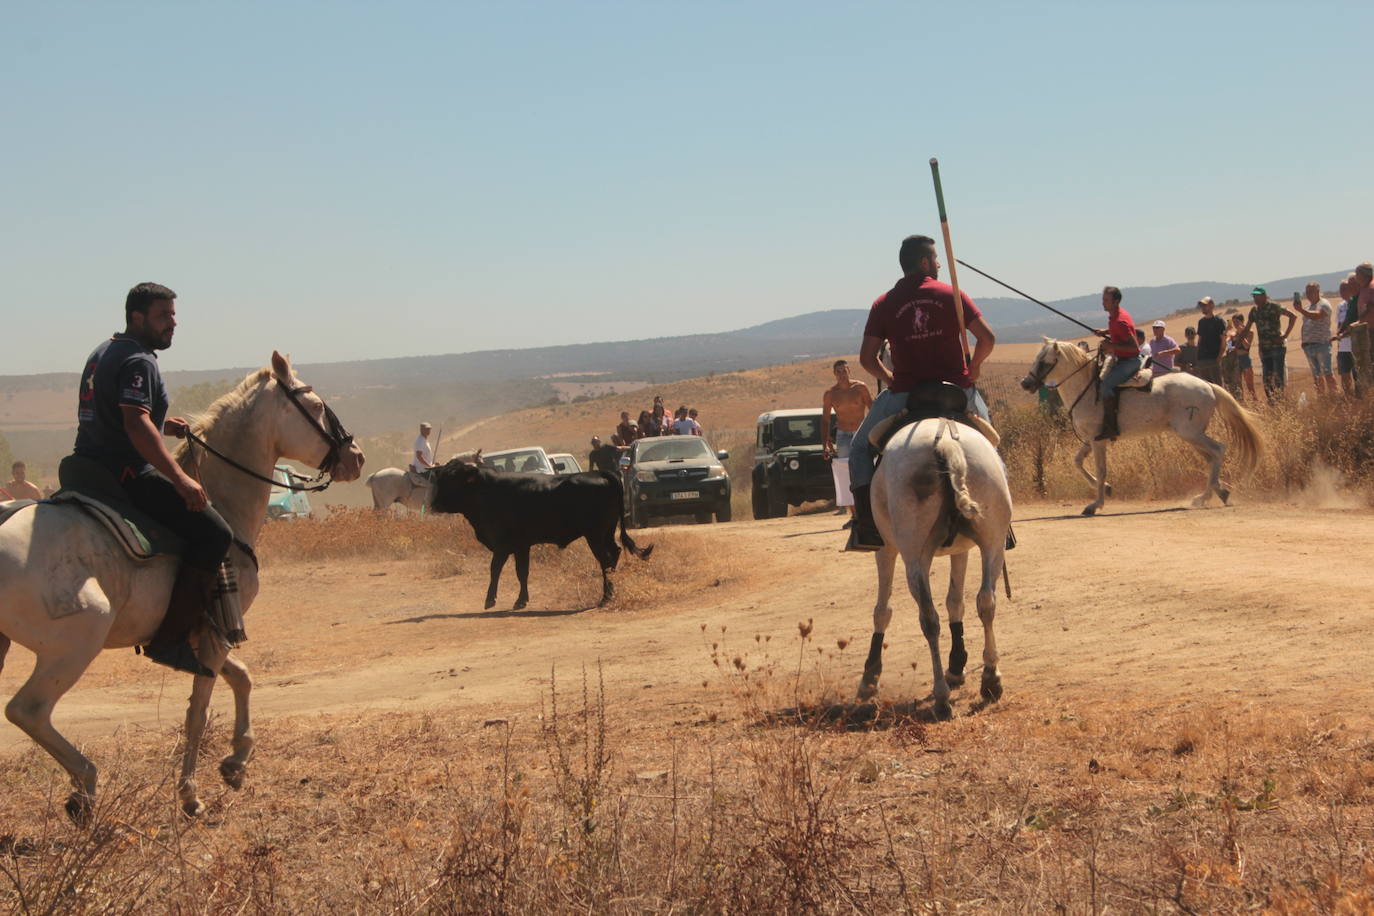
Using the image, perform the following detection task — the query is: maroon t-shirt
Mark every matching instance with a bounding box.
[863,276,979,391]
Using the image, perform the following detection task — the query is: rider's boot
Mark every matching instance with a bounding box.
[1094,395,1120,442]
[142,565,217,677]
[845,484,884,552]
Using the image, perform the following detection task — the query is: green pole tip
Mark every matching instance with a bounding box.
[929,157,939,166]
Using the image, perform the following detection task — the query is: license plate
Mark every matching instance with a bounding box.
[671,491,700,500]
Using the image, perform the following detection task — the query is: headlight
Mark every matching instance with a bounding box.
[787,458,800,471]
[635,469,656,482]
[706,464,727,479]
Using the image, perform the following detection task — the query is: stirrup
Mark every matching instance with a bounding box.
[845,525,883,552]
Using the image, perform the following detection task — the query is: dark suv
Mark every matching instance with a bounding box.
[751,409,836,519]
[623,436,731,527]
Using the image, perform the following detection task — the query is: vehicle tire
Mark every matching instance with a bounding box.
[695,511,712,524]
[716,500,732,523]
[766,475,788,519]
[751,469,768,520]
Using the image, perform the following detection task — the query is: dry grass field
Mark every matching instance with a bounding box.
[4,338,1373,913]
[3,491,1374,912]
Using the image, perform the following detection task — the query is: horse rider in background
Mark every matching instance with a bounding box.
[1093,286,1141,442]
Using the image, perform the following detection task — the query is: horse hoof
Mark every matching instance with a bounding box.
[933,700,954,721]
[1218,488,1231,505]
[219,758,246,790]
[483,599,496,610]
[513,599,528,611]
[945,671,965,687]
[1081,505,1098,517]
[182,798,205,818]
[65,792,93,828]
[980,674,1003,703]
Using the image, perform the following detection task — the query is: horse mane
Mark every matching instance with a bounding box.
[174,367,275,472]
[1049,338,1092,368]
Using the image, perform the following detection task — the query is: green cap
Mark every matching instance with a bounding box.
[1251,286,1267,296]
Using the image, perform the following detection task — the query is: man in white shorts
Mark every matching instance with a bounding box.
[820,359,872,527]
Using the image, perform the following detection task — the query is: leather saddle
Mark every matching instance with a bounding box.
[40,455,187,561]
[868,382,1000,453]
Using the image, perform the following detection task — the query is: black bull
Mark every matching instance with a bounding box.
[429,461,653,609]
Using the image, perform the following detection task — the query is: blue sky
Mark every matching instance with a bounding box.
[2,1,1369,375]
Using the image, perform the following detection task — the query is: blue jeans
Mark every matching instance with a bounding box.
[1260,347,1286,392]
[1302,341,1333,376]
[1099,354,1144,399]
[848,386,989,490]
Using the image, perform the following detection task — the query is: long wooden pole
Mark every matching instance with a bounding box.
[929,158,971,366]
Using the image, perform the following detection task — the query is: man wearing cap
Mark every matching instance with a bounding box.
[1147,321,1180,377]
[1195,297,1226,384]
[410,422,435,475]
[1242,286,1296,401]
[1092,286,1140,441]
[847,234,995,550]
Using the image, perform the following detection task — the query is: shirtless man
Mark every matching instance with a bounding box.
[820,359,872,524]
[4,461,43,501]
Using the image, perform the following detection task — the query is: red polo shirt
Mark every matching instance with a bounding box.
[1106,307,1139,358]
[863,276,978,391]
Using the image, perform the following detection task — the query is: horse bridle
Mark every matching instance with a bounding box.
[1024,344,1096,393]
[186,380,355,493]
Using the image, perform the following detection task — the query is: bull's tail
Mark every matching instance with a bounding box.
[934,435,981,520]
[619,513,654,560]
[1209,384,1264,478]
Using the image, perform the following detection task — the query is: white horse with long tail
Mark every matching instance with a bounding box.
[856,414,1012,720]
[1019,339,1264,516]
[0,352,364,822]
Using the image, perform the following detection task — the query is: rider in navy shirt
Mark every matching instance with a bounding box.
[75,334,170,478]
[70,283,232,676]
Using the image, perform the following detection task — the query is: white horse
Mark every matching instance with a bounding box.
[366,466,431,511]
[1020,339,1264,516]
[856,417,1012,721]
[0,352,364,822]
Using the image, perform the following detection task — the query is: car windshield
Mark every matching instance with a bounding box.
[484,450,551,473]
[637,438,712,463]
[270,467,292,492]
[773,416,823,447]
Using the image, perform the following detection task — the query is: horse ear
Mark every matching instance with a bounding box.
[270,351,293,384]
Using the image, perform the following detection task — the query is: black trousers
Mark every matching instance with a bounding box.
[123,470,233,572]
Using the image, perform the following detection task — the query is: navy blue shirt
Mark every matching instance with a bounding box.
[74,333,169,477]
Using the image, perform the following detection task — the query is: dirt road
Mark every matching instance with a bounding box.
[3,498,1371,751]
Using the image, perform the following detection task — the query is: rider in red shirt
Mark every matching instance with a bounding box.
[1093,286,1142,441]
[848,234,996,550]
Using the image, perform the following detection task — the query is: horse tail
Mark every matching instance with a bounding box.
[1209,384,1265,477]
[934,434,981,520]
[0,633,9,676]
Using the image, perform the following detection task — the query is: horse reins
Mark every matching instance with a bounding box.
[185,382,354,494]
